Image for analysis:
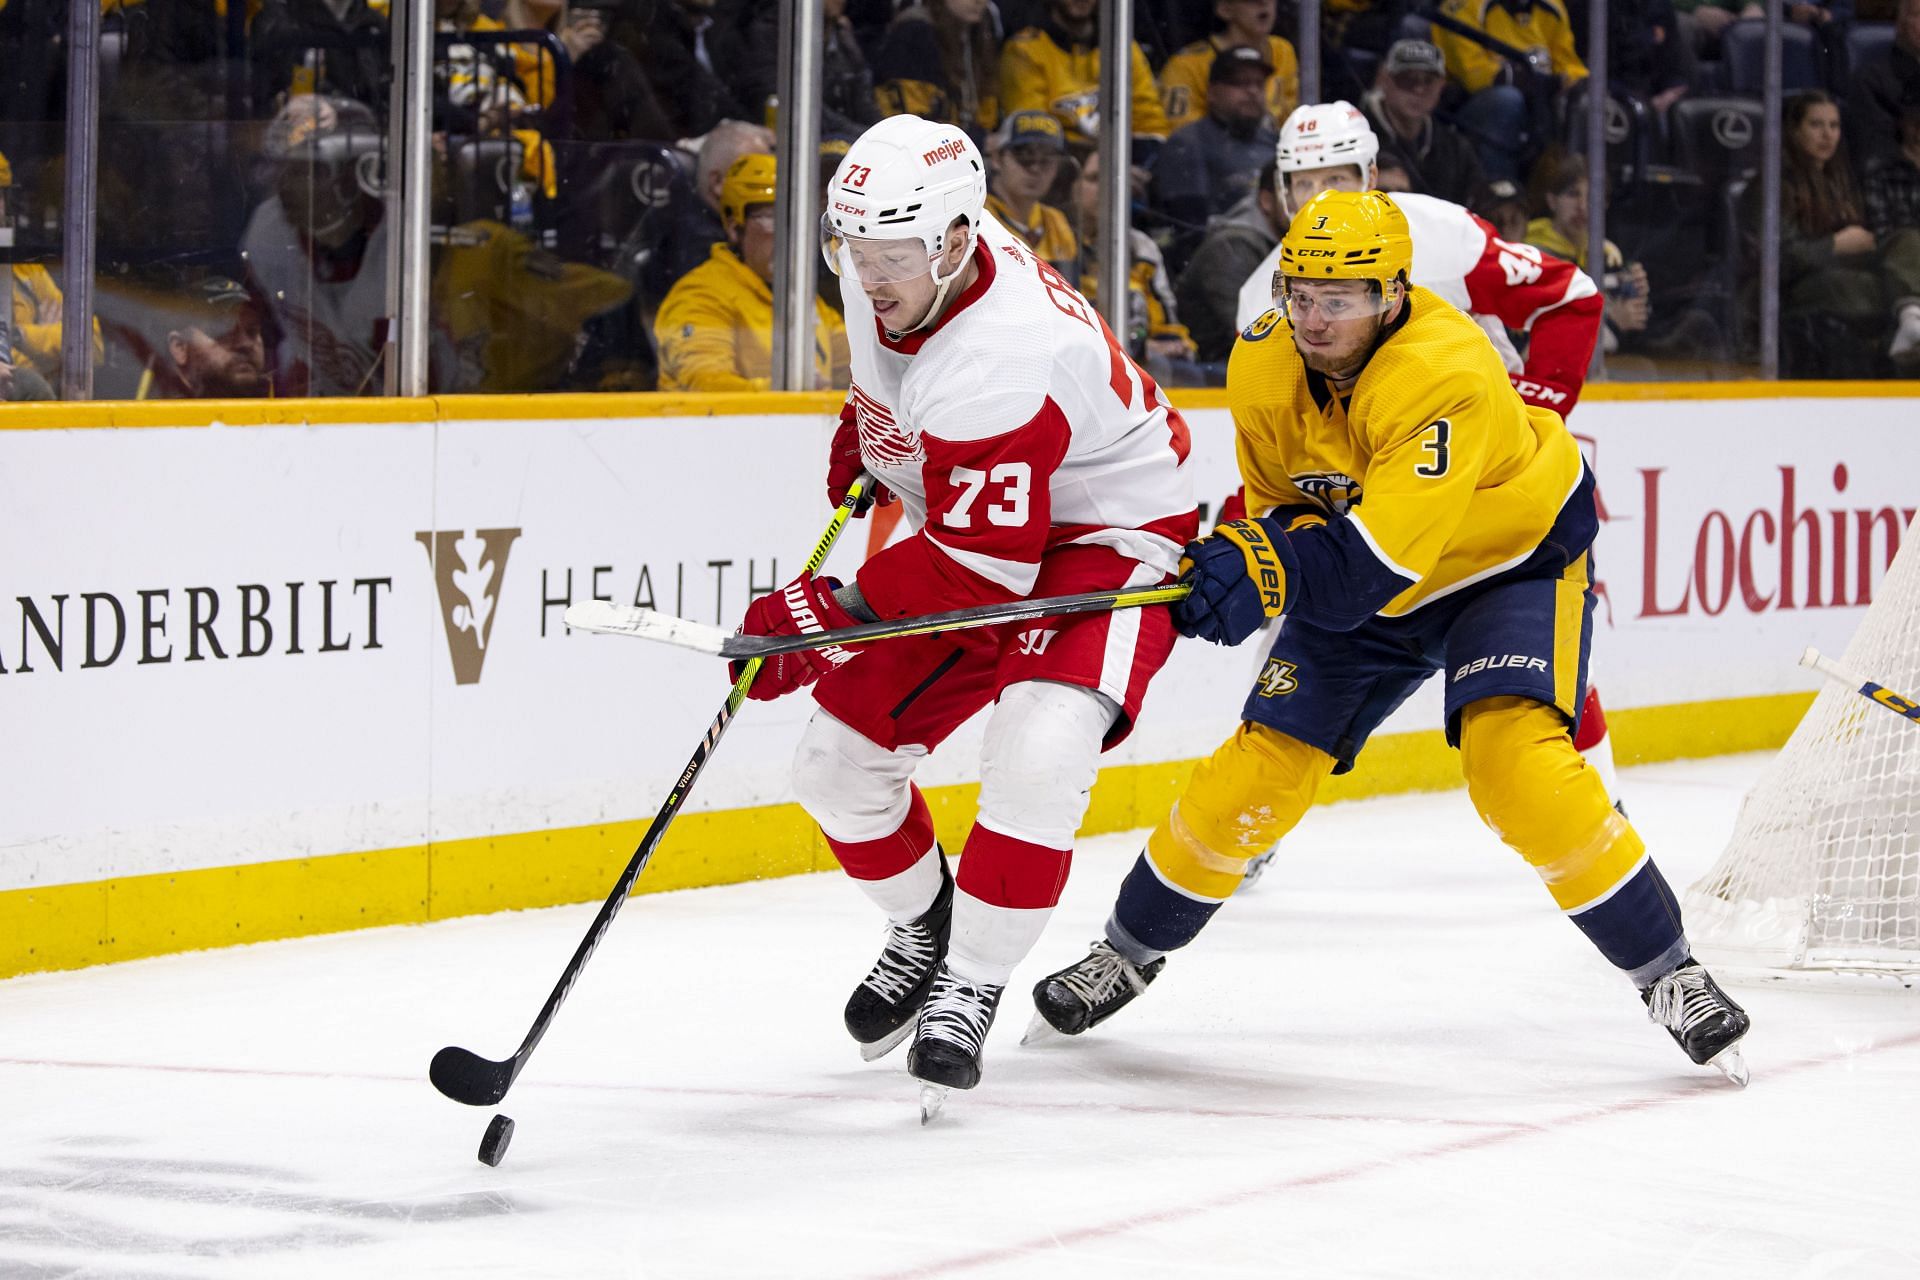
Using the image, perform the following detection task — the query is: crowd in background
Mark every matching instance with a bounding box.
[2,0,1917,401]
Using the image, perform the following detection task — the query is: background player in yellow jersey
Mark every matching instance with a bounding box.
[1028,191,1753,1085]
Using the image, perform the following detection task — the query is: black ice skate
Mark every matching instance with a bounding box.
[1023,939,1165,1043]
[1641,960,1752,1087]
[907,965,1004,1123]
[845,855,953,1062]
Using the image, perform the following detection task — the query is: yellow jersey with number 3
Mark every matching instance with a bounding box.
[1226,286,1589,626]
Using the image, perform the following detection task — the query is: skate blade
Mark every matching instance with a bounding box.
[858,1021,914,1063]
[1020,1010,1064,1046]
[1708,1044,1750,1088]
[918,1083,949,1126]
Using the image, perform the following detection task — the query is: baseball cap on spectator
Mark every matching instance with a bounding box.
[992,110,1068,154]
[720,153,777,229]
[1211,45,1274,84]
[1383,39,1447,79]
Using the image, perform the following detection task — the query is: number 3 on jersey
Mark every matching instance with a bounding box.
[945,463,1031,528]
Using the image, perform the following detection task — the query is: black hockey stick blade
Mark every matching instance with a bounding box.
[430,1045,519,1107]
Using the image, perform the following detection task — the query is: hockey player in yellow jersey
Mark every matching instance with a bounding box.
[1029,191,1753,1085]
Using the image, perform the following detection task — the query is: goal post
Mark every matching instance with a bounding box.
[1684,517,1920,987]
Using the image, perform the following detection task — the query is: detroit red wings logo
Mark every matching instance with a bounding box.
[849,383,925,466]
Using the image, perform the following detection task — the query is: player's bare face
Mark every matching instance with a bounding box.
[1285,279,1390,378]
[1282,164,1367,219]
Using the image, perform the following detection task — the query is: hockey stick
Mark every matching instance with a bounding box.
[564,582,1193,659]
[428,476,875,1107]
[1800,647,1920,727]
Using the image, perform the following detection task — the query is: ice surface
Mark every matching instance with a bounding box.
[4,755,1917,1279]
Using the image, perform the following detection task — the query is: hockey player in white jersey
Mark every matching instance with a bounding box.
[732,114,1197,1113]
[1237,101,1604,417]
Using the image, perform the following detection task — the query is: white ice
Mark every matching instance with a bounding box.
[5,754,1919,1279]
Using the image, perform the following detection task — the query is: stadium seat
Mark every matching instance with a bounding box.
[1717,20,1820,94]
[1845,22,1896,80]
[1561,82,1654,189]
[451,138,522,228]
[1667,96,1766,190]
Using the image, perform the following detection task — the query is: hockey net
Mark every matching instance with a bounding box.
[1685,517,1920,985]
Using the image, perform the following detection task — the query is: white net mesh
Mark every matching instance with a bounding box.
[1686,517,1920,977]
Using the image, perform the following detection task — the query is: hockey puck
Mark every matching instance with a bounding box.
[476,1113,515,1167]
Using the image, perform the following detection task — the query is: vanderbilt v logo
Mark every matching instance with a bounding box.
[416,529,522,685]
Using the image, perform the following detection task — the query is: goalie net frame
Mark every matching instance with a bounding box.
[1684,516,1920,991]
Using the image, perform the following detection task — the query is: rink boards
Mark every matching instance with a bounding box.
[2,384,1915,976]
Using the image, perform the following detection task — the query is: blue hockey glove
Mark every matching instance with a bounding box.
[1171,518,1294,646]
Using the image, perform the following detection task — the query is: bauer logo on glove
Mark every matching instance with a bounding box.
[1171,517,1298,648]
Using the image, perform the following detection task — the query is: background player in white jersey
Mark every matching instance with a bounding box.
[1237,101,1603,418]
[733,114,1197,1108]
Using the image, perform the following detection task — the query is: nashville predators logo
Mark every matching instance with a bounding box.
[1255,658,1298,697]
[1293,472,1363,515]
[1241,307,1283,342]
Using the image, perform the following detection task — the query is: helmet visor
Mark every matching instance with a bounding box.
[821,214,938,285]
[1277,277,1397,323]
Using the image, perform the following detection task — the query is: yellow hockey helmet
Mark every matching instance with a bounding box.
[720,153,778,230]
[1278,189,1413,285]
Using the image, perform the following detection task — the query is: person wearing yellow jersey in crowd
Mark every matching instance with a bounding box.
[1029,190,1755,1088]
[0,148,102,399]
[1159,0,1300,132]
[999,0,1168,150]
[653,153,850,392]
[1432,0,1587,180]
[984,110,1077,274]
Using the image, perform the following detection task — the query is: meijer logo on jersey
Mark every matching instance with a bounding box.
[921,139,967,166]
[417,528,522,685]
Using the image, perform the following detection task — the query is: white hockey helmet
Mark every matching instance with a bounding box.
[821,114,987,291]
[1276,101,1380,177]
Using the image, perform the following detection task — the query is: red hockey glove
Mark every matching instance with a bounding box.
[729,574,863,700]
[826,405,895,514]
[1510,373,1579,415]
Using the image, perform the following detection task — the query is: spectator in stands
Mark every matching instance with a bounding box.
[241,96,390,396]
[986,110,1078,272]
[1001,0,1170,154]
[1158,0,1300,133]
[469,0,674,143]
[1153,46,1280,233]
[1174,157,1282,363]
[0,150,53,402]
[1604,0,1694,118]
[1471,176,1530,242]
[1672,0,1740,60]
[653,154,850,391]
[0,147,101,399]
[871,0,1002,143]
[1750,91,1920,375]
[740,0,879,138]
[1863,105,1920,366]
[252,0,389,113]
[1374,146,1415,193]
[136,277,269,400]
[1848,0,1920,173]
[1432,0,1586,182]
[636,119,777,317]
[1361,39,1486,206]
[1070,148,1198,377]
[1526,151,1650,351]
[607,0,752,143]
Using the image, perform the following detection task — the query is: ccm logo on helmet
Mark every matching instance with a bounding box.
[834,201,866,214]
[921,139,967,166]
